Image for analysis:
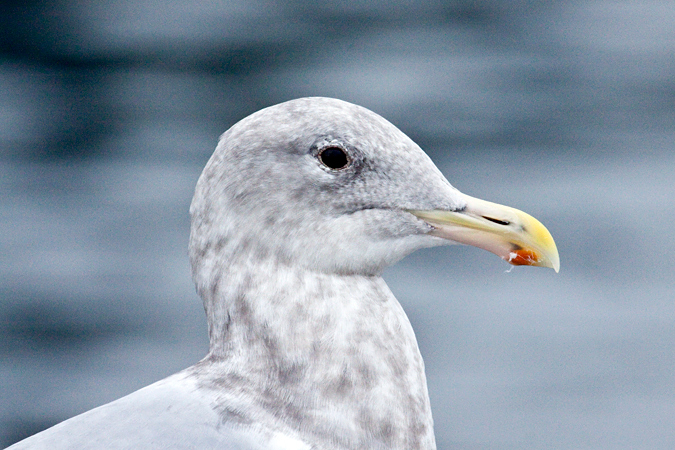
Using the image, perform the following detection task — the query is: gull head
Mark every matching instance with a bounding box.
[189,97,559,285]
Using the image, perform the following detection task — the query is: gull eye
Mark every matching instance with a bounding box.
[318,147,350,170]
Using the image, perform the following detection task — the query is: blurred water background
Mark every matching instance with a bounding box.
[1,1,674,448]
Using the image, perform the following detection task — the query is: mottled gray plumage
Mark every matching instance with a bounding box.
[10,97,472,450]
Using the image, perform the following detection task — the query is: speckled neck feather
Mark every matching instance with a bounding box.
[190,255,436,449]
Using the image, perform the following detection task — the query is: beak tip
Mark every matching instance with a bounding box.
[552,254,561,273]
[543,240,560,273]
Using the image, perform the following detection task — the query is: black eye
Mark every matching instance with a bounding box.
[318,147,350,170]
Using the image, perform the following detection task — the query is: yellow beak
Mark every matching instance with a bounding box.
[409,194,560,272]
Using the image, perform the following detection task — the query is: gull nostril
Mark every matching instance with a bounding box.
[482,216,510,226]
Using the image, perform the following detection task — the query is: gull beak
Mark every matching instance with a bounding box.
[409,194,560,272]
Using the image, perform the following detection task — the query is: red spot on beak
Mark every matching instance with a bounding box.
[507,249,539,266]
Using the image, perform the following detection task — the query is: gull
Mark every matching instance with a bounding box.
[9,97,558,449]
